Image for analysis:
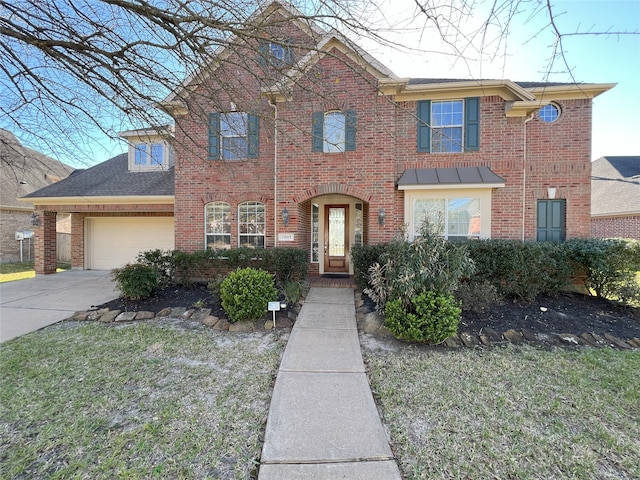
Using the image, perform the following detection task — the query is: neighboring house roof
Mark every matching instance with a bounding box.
[0,129,74,210]
[591,156,640,216]
[397,167,505,190]
[21,153,174,202]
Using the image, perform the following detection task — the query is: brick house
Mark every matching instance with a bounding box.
[591,156,640,240]
[23,1,613,275]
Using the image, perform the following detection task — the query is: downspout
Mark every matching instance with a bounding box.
[269,96,278,247]
[522,113,535,241]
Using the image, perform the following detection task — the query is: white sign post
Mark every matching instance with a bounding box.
[268,301,280,329]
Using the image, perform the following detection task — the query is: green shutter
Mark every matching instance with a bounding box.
[208,112,220,160]
[465,97,480,151]
[312,112,324,152]
[417,100,431,152]
[248,114,259,158]
[284,38,294,65]
[258,41,269,68]
[345,110,356,151]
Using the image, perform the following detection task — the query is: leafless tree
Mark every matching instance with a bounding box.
[1,0,637,168]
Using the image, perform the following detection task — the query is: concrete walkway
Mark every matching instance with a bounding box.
[259,287,402,479]
[0,270,118,343]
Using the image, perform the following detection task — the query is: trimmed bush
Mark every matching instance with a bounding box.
[351,243,389,290]
[111,263,160,300]
[220,268,278,323]
[365,222,474,313]
[266,247,308,283]
[465,239,573,301]
[384,291,461,344]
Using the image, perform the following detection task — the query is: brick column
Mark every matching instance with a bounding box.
[71,213,85,269]
[34,210,57,275]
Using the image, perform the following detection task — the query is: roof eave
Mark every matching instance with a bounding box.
[390,80,535,102]
[19,195,175,206]
[398,182,505,191]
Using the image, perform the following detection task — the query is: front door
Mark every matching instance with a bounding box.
[324,205,349,273]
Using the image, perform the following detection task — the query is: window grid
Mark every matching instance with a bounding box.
[311,203,319,262]
[134,144,147,165]
[221,112,248,160]
[205,202,231,250]
[150,144,163,165]
[538,104,560,123]
[324,111,346,153]
[238,201,265,248]
[413,198,480,240]
[432,100,463,153]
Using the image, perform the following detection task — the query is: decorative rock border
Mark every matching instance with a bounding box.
[353,292,640,350]
[66,305,296,332]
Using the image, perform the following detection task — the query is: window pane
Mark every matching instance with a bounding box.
[539,104,560,123]
[324,112,345,153]
[221,112,248,160]
[150,144,163,165]
[238,202,265,248]
[447,198,480,238]
[311,203,319,262]
[222,137,248,160]
[414,199,445,238]
[431,100,463,153]
[135,144,147,165]
[270,43,284,60]
[205,202,231,250]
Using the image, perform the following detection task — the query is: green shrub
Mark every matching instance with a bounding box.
[266,247,308,283]
[282,280,304,304]
[220,268,278,323]
[466,239,573,301]
[455,280,501,312]
[351,243,389,290]
[384,291,461,344]
[566,238,640,303]
[111,263,160,300]
[365,222,474,313]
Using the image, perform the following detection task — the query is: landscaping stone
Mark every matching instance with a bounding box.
[156,307,173,318]
[181,309,194,319]
[135,311,155,320]
[628,338,640,348]
[168,306,186,317]
[521,328,537,342]
[202,315,219,327]
[99,310,120,323]
[213,318,230,331]
[287,309,298,321]
[229,321,255,333]
[444,335,462,348]
[604,333,631,350]
[579,333,600,347]
[190,308,212,323]
[557,334,582,346]
[115,311,137,322]
[459,331,480,347]
[503,329,524,344]
[72,311,91,321]
[481,327,503,343]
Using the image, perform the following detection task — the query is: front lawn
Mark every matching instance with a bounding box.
[364,343,640,479]
[0,322,285,479]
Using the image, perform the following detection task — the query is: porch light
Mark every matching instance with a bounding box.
[282,207,289,226]
[30,212,41,227]
[378,208,385,225]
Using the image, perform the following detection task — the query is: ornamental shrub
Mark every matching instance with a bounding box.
[220,268,278,323]
[384,291,461,343]
[365,221,474,313]
[111,263,160,300]
[351,243,389,290]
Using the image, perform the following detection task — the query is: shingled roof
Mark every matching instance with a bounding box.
[1,129,74,209]
[591,156,640,216]
[22,153,174,199]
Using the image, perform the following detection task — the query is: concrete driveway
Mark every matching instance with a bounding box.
[0,270,119,343]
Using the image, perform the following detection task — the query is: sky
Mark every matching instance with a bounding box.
[16,0,640,166]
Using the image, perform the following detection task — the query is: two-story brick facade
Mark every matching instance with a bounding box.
[24,1,613,275]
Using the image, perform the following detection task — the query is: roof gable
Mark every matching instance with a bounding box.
[592,156,640,216]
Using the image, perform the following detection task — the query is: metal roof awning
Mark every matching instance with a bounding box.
[397,167,505,190]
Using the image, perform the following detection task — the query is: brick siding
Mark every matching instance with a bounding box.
[592,215,640,240]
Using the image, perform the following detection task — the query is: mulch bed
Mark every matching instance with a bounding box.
[99,284,640,341]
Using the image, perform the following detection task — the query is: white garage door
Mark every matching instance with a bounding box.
[86,217,174,270]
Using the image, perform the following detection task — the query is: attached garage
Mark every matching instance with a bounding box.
[85,217,174,270]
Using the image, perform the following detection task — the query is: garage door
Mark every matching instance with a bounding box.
[86,217,174,270]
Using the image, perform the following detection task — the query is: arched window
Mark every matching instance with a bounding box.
[205,202,231,249]
[238,201,265,248]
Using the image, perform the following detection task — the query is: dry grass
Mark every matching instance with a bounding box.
[363,340,640,480]
[0,321,285,479]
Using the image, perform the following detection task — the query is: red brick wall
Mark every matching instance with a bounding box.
[592,216,640,240]
[173,23,594,254]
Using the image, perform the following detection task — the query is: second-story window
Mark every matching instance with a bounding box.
[312,110,357,153]
[133,143,164,166]
[417,97,480,153]
[432,100,464,153]
[208,112,259,160]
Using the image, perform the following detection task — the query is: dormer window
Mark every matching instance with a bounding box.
[134,144,164,166]
[120,127,174,172]
[258,39,294,67]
